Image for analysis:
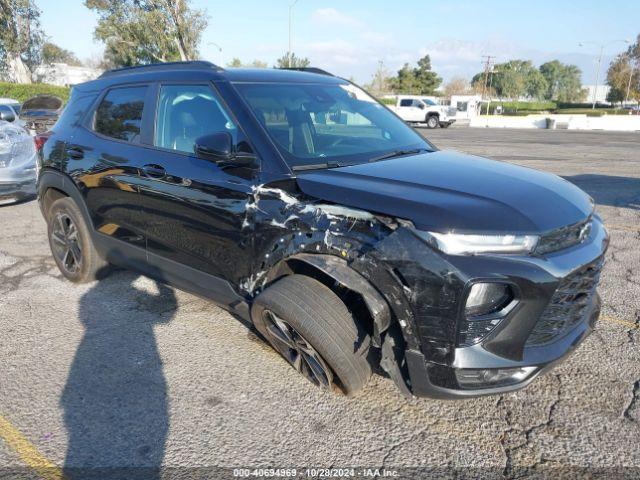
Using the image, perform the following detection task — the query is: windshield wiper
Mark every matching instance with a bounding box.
[291,160,341,172]
[368,148,430,163]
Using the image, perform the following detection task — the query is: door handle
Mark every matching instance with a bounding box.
[66,147,84,159]
[142,164,166,179]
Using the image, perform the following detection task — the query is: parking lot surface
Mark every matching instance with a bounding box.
[0,128,639,478]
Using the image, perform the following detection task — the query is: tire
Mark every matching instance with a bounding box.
[440,122,451,128]
[251,274,372,395]
[426,115,439,129]
[47,197,108,283]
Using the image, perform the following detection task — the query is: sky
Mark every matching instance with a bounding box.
[37,0,640,85]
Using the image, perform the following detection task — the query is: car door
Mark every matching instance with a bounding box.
[67,84,154,261]
[137,82,258,301]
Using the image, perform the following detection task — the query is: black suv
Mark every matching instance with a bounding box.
[37,61,608,399]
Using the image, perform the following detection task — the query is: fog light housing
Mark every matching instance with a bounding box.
[465,283,511,316]
[455,366,537,389]
[458,282,513,346]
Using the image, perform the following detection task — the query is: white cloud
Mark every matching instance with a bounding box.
[311,8,361,27]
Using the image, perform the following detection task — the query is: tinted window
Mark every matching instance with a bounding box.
[95,86,147,142]
[237,83,430,169]
[22,95,63,111]
[399,99,412,107]
[154,85,237,154]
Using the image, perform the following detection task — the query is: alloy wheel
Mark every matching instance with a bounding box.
[50,212,82,275]
[262,310,334,389]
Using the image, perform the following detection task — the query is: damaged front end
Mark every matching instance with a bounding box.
[236,180,608,399]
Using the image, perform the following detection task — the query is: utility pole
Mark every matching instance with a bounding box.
[625,55,636,105]
[480,55,495,115]
[288,0,301,68]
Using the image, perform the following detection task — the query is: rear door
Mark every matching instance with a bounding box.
[68,84,153,259]
[137,82,258,299]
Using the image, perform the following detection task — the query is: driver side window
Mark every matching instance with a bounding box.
[154,84,237,154]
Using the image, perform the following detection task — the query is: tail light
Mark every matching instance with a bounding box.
[34,131,52,152]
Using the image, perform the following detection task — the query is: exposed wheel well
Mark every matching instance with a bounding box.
[41,187,68,217]
[284,259,377,338]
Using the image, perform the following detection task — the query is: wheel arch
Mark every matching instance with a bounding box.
[266,253,392,348]
[261,252,413,397]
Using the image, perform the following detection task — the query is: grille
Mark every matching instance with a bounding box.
[535,219,592,255]
[526,256,603,347]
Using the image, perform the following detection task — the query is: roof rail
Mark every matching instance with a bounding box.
[278,67,335,76]
[99,61,223,78]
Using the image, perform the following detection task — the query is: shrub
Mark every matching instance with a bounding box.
[0,82,71,104]
[482,101,556,115]
[378,97,396,105]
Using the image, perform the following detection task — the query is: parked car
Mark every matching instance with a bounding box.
[0,103,27,130]
[388,95,456,128]
[0,122,37,204]
[20,95,64,134]
[0,97,22,114]
[37,62,607,399]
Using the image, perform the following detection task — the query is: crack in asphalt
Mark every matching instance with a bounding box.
[498,374,563,479]
[622,379,640,423]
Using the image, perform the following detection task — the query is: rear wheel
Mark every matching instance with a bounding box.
[251,274,372,395]
[47,197,108,283]
[426,115,439,129]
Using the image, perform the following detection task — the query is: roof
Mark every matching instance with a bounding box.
[75,61,345,92]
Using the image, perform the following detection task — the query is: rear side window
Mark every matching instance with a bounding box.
[94,86,147,143]
[399,99,412,107]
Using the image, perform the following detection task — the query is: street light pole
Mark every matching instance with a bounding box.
[288,0,300,68]
[579,39,630,109]
[207,42,223,66]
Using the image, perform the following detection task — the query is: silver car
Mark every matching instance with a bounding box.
[0,122,37,204]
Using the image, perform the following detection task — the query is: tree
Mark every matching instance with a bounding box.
[389,63,417,93]
[443,77,471,97]
[472,60,555,100]
[365,60,392,96]
[227,58,267,68]
[42,42,81,66]
[539,60,586,102]
[0,0,44,83]
[607,34,640,104]
[85,0,207,66]
[275,52,310,68]
[413,54,442,95]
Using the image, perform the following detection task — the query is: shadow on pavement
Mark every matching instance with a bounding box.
[61,268,176,480]
[563,174,640,211]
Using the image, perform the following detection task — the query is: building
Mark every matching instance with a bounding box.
[582,84,611,105]
[33,63,102,87]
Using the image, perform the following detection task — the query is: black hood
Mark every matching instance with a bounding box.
[295,151,593,234]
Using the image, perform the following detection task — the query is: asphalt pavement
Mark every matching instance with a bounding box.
[0,127,638,479]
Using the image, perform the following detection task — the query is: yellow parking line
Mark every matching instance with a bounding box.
[600,315,639,330]
[0,414,65,480]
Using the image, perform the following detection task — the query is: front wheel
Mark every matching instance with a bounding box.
[426,115,439,129]
[251,275,372,395]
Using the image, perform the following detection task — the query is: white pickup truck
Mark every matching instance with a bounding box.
[387,95,455,129]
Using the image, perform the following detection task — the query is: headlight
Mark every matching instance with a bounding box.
[416,231,538,255]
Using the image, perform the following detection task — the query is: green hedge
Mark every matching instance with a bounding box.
[0,82,71,104]
[483,101,557,114]
[379,97,396,105]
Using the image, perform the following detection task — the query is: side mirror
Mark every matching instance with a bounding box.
[418,103,426,110]
[0,107,16,123]
[194,132,256,167]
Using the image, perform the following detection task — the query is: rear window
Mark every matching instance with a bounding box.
[22,95,63,111]
[94,86,147,143]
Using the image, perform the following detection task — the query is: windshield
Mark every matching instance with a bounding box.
[423,98,437,106]
[235,82,432,169]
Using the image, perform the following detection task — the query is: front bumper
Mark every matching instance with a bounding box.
[383,217,609,399]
